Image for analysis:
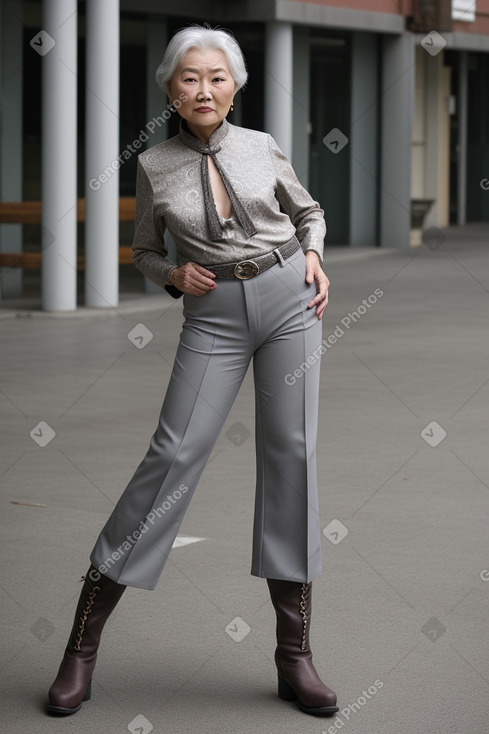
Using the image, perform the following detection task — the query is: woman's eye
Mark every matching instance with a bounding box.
[213,77,225,82]
[184,77,196,83]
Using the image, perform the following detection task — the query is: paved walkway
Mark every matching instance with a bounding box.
[1,223,488,733]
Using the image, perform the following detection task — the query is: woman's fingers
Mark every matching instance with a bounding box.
[170,263,216,295]
[305,254,330,320]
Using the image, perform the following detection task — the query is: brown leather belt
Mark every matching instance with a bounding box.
[204,237,300,279]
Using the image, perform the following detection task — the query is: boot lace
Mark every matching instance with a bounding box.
[300,582,311,651]
[74,586,100,651]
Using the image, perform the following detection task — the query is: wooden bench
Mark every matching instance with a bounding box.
[0,198,136,269]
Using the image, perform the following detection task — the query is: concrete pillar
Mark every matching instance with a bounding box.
[145,19,170,294]
[424,52,451,229]
[457,51,468,226]
[350,32,378,247]
[265,21,293,161]
[380,35,414,248]
[85,0,120,307]
[411,46,426,204]
[292,27,310,188]
[41,0,77,311]
[0,1,23,298]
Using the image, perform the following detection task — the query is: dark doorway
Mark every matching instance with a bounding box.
[308,33,351,244]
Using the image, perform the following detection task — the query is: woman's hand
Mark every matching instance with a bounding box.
[169,262,217,296]
[305,250,330,320]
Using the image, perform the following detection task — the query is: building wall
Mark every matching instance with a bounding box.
[290,0,489,34]
[288,0,408,11]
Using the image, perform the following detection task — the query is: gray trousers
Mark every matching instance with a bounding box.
[90,245,323,590]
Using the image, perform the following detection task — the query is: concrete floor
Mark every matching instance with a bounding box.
[1,223,488,733]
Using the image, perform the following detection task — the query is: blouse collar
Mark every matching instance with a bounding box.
[179,118,230,155]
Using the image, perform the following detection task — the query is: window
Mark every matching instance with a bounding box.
[452,0,476,22]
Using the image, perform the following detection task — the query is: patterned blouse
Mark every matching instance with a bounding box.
[132,118,326,288]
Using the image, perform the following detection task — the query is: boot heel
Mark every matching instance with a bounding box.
[82,679,92,701]
[278,677,297,701]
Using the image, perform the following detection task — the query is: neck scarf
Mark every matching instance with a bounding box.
[178,119,257,242]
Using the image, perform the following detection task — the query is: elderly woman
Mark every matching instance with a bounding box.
[47,25,338,718]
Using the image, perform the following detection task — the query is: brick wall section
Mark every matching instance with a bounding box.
[453,0,489,34]
[288,0,411,14]
[290,0,489,34]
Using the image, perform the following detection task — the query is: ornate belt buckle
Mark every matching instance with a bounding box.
[234,260,259,279]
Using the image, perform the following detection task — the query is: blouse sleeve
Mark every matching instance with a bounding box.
[131,159,177,289]
[267,135,326,262]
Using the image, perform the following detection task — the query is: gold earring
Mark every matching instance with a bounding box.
[230,103,234,112]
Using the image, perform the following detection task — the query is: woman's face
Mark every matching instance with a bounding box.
[168,47,235,141]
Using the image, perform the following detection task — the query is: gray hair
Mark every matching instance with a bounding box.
[155,25,248,95]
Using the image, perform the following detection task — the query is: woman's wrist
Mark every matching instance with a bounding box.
[168,266,178,286]
[305,249,321,263]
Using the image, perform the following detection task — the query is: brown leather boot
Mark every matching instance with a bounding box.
[47,566,126,716]
[267,579,338,716]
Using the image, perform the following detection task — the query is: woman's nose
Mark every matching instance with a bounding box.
[198,82,211,99]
